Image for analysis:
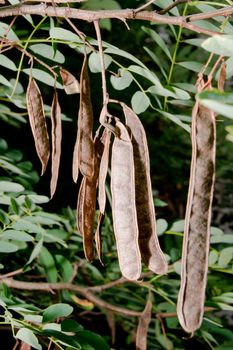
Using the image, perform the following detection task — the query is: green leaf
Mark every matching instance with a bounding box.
[142,27,172,60]
[0,181,24,193]
[23,68,63,89]
[0,74,13,87]
[0,208,10,225]
[27,238,43,265]
[131,91,150,114]
[143,46,168,79]
[88,52,112,73]
[202,35,233,56]
[12,219,44,234]
[157,219,168,236]
[211,227,224,235]
[61,319,83,332]
[55,255,73,282]
[178,61,204,73]
[129,64,160,85]
[16,328,42,350]
[216,303,233,311]
[50,27,82,43]
[169,220,184,232]
[218,247,233,268]
[29,44,65,63]
[43,303,73,323]
[0,241,18,253]
[0,158,27,176]
[0,21,19,41]
[75,331,110,350]
[39,246,58,283]
[0,54,17,71]
[157,110,190,133]
[2,230,33,242]
[209,250,219,266]
[110,69,133,90]
[42,329,81,348]
[211,234,233,244]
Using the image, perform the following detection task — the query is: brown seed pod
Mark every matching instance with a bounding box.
[111,120,141,280]
[72,54,95,183]
[136,292,152,350]
[98,129,111,214]
[26,77,50,175]
[59,67,80,95]
[177,81,216,334]
[50,90,62,198]
[76,131,104,261]
[123,104,168,275]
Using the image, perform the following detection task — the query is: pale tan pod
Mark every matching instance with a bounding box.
[72,54,95,182]
[111,120,141,280]
[26,77,50,175]
[50,90,62,198]
[122,104,167,275]
[177,84,216,333]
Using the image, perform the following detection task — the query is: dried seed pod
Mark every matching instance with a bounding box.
[123,104,167,275]
[60,68,80,95]
[111,120,141,280]
[50,90,62,198]
[136,292,152,350]
[177,82,216,334]
[77,132,104,261]
[218,62,226,92]
[72,54,95,183]
[94,211,104,265]
[98,129,111,214]
[26,77,50,175]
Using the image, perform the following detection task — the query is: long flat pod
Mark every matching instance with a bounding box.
[177,82,216,333]
[72,54,95,182]
[76,132,104,261]
[98,129,111,214]
[123,104,167,275]
[26,77,50,175]
[50,90,62,198]
[136,292,152,350]
[111,120,141,280]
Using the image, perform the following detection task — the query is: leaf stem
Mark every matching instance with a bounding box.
[11,16,47,97]
[164,3,189,110]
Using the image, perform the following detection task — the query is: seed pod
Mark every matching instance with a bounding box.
[77,132,104,261]
[218,62,226,92]
[50,90,62,198]
[98,129,111,214]
[123,104,167,275]
[111,120,141,280]
[60,67,80,95]
[26,77,50,175]
[136,292,152,350]
[177,82,216,334]
[72,54,95,182]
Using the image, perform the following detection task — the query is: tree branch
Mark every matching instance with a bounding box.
[0,4,232,36]
[1,278,141,317]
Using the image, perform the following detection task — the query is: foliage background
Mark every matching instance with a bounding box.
[0,0,233,349]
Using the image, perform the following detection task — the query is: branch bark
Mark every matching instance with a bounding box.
[0,4,232,36]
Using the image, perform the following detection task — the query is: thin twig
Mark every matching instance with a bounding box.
[0,268,24,280]
[135,0,155,13]
[93,20,108,105]
[158,0,190,15]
